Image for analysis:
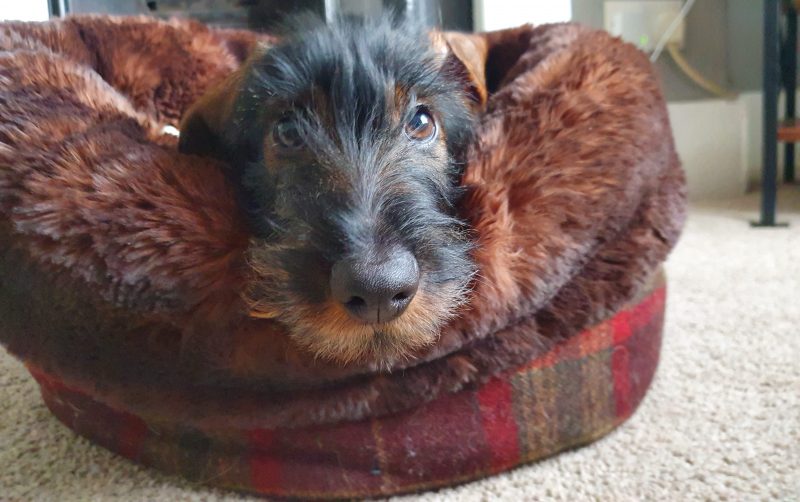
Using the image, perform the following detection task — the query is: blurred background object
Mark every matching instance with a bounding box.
[58,0,572,31]
[60,0,473,30]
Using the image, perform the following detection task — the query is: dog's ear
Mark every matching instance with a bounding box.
[178,70,243,159]
[179,44,270,159]
[431,31,489,110]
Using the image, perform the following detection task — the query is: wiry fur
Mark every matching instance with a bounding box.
[0,17,685,429]
[203,15,479,365]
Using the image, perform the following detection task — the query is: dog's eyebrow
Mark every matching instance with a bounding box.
[249,66,275,98]
[404,92,422,113]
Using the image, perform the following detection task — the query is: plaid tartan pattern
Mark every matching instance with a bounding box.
[29,284,665,499]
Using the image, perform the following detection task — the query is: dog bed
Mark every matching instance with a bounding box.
[0,16,685,499]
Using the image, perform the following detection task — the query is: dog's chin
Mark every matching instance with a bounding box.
[253,282,470,369]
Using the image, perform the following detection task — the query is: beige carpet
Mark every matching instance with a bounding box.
[1,188,798,501]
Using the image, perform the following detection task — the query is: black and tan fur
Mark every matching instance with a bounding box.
[179,15,489,365]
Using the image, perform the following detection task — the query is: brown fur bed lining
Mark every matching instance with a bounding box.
[0,16,685,429]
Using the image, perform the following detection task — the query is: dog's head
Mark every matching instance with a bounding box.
[179,15,488,367]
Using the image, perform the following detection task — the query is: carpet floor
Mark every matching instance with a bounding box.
[1,188,798,501]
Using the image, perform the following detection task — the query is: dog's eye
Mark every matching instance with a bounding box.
[273,117,303,148]
[405,107,436,143]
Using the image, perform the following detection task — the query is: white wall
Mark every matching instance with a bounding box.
[0,1,49,22]
[667,97,749,200]
[666,91,785,201]
[473,0,572,31]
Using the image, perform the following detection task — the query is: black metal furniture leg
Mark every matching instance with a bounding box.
[754,0,784,227]
[784,6,797,183]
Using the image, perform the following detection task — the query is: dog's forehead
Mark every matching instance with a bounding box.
[255,22,447,106]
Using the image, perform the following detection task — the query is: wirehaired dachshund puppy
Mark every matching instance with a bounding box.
[179,14,488,367]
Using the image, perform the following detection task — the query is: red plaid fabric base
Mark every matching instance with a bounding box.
[29,284,665,499]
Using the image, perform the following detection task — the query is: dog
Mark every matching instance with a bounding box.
[179,14,488,367]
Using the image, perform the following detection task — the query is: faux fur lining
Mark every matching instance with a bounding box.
[0,17,685,428]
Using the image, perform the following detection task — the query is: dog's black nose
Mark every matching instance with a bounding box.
[331,249,420,324]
